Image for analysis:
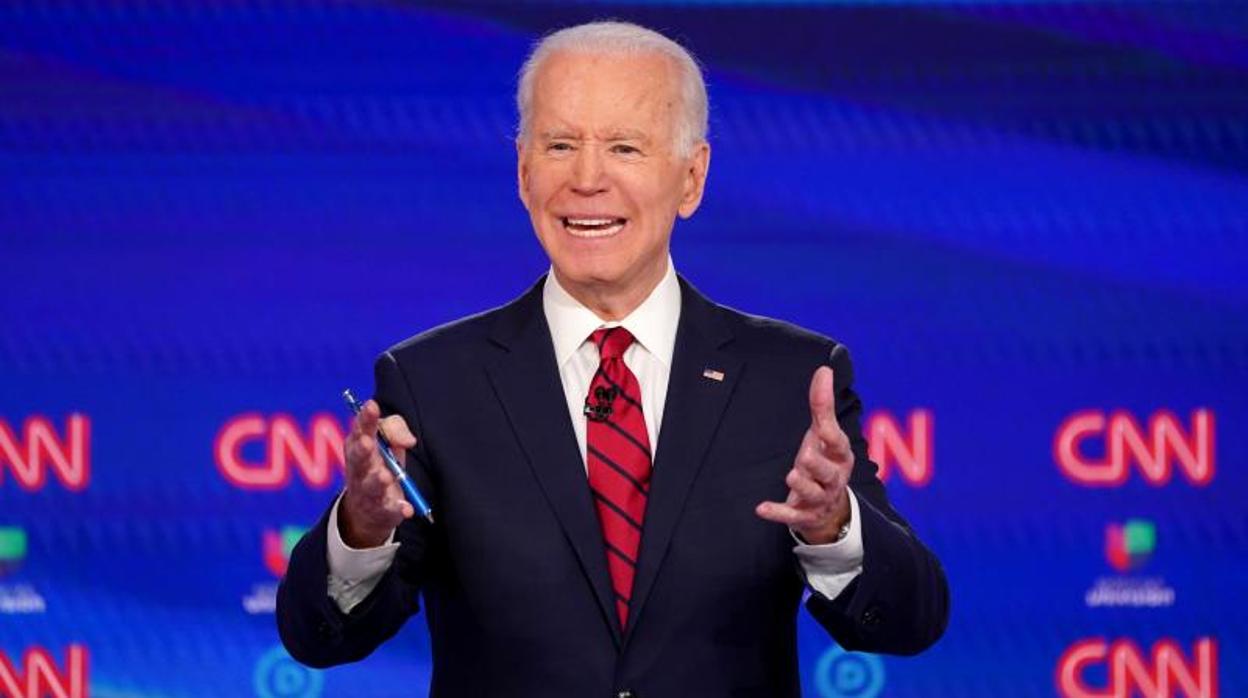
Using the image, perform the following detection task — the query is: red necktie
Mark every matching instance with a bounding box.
[584,327,652,629]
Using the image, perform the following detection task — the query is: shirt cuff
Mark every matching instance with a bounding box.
[791,488,865,601]
[326,493,400,614]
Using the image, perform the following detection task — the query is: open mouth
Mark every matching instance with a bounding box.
[561,217,627,238]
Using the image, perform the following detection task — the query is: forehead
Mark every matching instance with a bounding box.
[529,50,681,137]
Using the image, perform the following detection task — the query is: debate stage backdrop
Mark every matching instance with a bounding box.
[1,1,1245,697]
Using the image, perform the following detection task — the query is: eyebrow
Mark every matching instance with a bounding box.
[539,129,580,141]
[602,129,650,143]
[539,129,651,144]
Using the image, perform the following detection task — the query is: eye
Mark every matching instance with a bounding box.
[546,142,574,153]
[610,144,641,155]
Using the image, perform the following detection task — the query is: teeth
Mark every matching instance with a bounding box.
[563,218,625,238]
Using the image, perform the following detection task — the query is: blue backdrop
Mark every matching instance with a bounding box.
[1,1,1245,697]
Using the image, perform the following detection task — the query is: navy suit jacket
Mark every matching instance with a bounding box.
[277,276,949,697]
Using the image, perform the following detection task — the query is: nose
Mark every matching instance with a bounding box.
[570,145,607,196]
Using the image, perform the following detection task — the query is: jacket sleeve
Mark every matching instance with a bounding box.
[276,350,438,668]
[804,343,950,656]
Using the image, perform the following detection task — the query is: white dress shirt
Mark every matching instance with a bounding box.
[326,259,864,612]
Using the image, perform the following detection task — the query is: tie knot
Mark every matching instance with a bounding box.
[590,327,636,361]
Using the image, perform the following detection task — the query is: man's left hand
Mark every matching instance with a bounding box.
[755,366,853,544]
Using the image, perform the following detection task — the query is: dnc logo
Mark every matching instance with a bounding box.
[254,645,323,698]
[814,646,885,698]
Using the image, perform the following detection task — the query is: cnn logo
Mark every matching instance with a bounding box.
[215,413,347,489]
[1057,637,1217,698]
[866,409,933,486]
[0,416,90,491]
[0,645,88,698]
[1054,410,1214,487]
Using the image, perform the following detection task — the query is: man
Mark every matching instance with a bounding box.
[278,21,948,696]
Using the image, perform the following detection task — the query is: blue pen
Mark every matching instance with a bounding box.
[342,389,435,524]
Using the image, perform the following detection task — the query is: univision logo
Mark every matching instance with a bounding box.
[244,526,309,615]
[263,526,307,578]
[1086,518,1172,608]
[0,528,26,576]
[1106,519,1155,573]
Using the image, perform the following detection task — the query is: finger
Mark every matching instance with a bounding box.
[380,493,414,522]
[755,500,821,528]
[785,468,827,507]
[809,419,852,466]
[356,470,386,500]
[801,393,852,465]
[346,431,385,483]
[348,404,381,475]
[378,415,417,449]
[808,366,837,430]
[344,433,376,484]
[794,430,841,486]
[793,428,820,467]
[358,460,397,499]
[356,399,382,436]
[818,424,853,463]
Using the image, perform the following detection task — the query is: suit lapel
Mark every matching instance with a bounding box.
[483,279,624,646]
[625,278,743,643]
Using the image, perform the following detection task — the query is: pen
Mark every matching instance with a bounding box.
[342,389,435,524]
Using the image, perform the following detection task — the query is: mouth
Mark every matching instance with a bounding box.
[561,216,627,239]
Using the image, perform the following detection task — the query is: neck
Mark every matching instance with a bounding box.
[553,261,667,322]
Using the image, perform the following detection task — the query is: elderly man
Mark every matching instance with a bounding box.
[278,21,948,696]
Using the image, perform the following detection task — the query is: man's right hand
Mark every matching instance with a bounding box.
[340,399,418,548]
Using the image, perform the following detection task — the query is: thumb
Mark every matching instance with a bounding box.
[379,415,418,449]
[808,366,836,427]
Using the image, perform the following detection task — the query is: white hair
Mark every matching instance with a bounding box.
[516,21,709,156]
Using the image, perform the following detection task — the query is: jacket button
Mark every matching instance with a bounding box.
[861,606,882,628]
[316,621,334,639]
[616,691,637,698]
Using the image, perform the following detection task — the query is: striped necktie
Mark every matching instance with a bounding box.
[584,326,652,629]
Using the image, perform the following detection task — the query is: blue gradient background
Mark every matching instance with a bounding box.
[1,1,1245,696]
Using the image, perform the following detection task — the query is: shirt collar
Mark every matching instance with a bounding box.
[542,257,681,368]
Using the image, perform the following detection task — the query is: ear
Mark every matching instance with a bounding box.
[516,137,532,211]
[676,141,711,219]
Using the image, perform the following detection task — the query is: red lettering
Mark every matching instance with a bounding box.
[0,416,90,492]
[866,409,933,486]
[1054,410,1214,487]
[215,413,346,490]
[1057,638,1110,698]
[1057,637,1217,698]
[0,644,89,698]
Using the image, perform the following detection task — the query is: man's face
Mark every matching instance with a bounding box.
[518,50,710,307]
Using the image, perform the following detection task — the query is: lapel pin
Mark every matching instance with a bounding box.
[702,368,725,382]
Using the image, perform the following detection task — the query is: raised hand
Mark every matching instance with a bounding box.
[755,366,853,544]
[340,399,418,548]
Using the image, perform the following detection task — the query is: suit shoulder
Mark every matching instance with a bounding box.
[714,303,847,358]
[382,301,507,364]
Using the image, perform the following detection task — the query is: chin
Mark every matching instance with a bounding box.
[554,260,626,288]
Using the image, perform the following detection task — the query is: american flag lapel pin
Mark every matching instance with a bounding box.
[702,368,725,382]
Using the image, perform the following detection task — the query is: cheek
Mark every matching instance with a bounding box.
[521,160,558,202]
[627,180,681,229]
